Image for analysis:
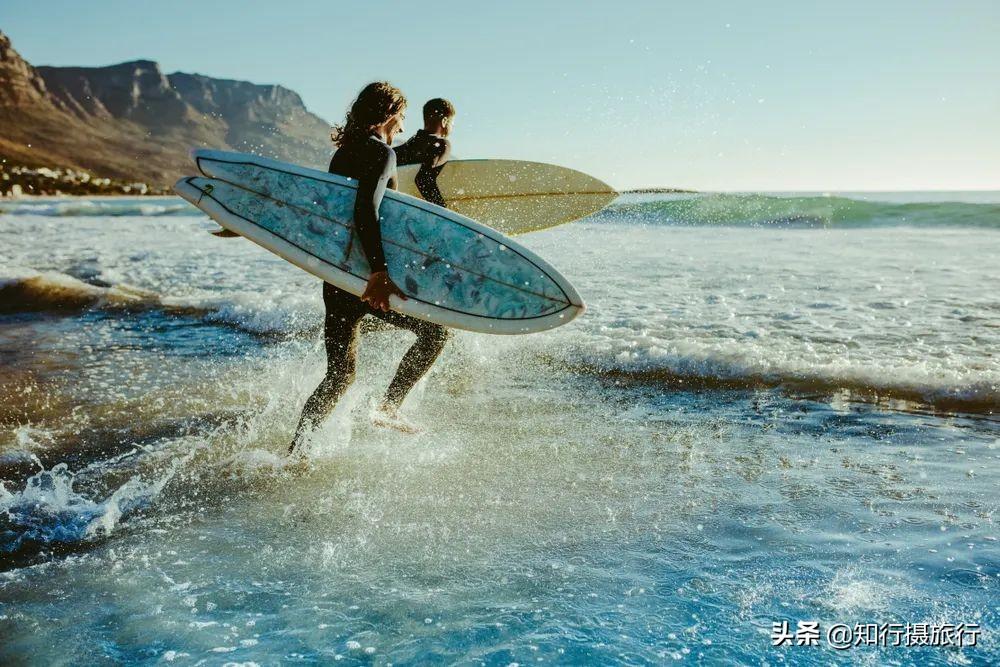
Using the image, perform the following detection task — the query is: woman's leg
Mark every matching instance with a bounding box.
[289,284,365,453]
[373,311,452,409]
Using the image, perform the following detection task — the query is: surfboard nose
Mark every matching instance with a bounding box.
[172,176,197,201]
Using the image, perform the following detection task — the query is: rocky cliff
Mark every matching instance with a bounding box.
[0,30,331,186]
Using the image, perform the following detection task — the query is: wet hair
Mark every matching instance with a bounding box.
[423,98,456,125]
[331,82,407,147]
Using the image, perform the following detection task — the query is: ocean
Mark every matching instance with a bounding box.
[0,192,997,664]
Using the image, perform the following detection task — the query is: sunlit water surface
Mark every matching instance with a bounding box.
[0,193,997,664]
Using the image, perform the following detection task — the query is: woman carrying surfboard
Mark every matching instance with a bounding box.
[289,82,451,451]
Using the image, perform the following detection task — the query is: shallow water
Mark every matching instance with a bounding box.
[1,193,997,664]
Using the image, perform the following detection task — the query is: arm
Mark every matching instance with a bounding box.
[353,145,394,273]
[354,145,406,311]
[392,136,418,167]
[415,165,447,208]
[415,137,451,207]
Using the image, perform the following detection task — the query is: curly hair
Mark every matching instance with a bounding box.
[331,81,407,147]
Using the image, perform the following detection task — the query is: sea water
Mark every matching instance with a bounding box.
[0,192,997,664]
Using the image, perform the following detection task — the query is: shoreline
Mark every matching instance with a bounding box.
[2,193,171,201]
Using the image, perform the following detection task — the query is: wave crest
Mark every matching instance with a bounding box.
[600,194,1000,228]
[0,198,199,218]
[0,270,312,336]
[0,271,154,313]
[580,353,998,416]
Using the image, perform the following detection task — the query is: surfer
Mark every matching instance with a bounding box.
[393,98,455,207]
[289,82,451,453]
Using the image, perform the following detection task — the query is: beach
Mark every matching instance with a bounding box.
[1,192,997,664]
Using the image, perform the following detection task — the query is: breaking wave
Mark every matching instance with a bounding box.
[600,193,1000,228]
[0,270,314,336]
[596,362,996,415]
[0,198,199,218]
[576,348,999,416]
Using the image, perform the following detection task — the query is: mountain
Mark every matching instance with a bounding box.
[0,30,331,186]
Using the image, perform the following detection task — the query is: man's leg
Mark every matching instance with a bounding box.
[289,284,364,453]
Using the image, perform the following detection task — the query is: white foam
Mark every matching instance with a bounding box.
[2,198,998,413]
[161,289,318,336]
[0,197,199,218]
[0,452,192,549]
[823,571,895,613]
[526,223,1000,410]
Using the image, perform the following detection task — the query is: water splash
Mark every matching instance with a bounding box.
[0,452,192,556]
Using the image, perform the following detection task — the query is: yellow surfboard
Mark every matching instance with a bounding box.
[397,159,617,235]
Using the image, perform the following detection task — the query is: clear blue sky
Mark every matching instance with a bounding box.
[3,1,998,190]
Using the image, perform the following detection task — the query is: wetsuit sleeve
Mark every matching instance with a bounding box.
[393,137,418,166]
[353,145,395,273]
[415,137,450,208]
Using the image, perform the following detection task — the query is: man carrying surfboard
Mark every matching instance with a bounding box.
[393,98,455,207]
[289,82,451,452]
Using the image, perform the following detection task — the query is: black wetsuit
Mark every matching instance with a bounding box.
[291,134,450,447]
[393,129,451,207]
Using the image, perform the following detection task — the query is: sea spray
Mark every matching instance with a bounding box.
[0,450,193,555]
[1,192,998,663]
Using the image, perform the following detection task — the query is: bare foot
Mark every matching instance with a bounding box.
[285,448,311,475]
[371,405,423,434]
[284,441,312,477]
